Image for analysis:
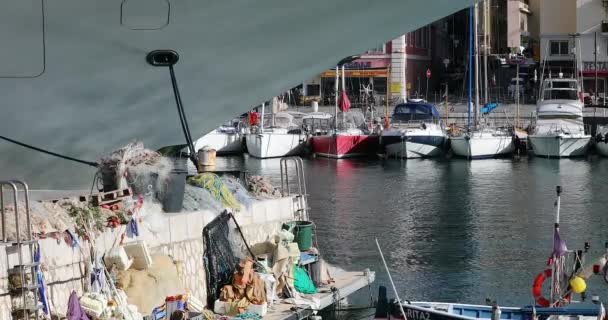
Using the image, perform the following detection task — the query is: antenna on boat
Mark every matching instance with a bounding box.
[375,238,408,320]
[538,40,550,102]
[550,185,569,306]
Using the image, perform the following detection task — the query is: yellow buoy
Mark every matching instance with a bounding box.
[569,276,587,294]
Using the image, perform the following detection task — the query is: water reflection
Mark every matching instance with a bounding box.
[225,156,606,307]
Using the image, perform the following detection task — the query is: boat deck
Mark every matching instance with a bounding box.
[264,270,375,320]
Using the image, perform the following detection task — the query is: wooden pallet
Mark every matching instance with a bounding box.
[48,188,132,206]
[93,188,132,206]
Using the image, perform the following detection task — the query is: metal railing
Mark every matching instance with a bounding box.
[1,180,41,320]
[279,157,309,221]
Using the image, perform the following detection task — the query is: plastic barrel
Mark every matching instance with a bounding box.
[293,221,313,251]
[161,169,187,212]
[161,158,188,212]
[101,167,118,192]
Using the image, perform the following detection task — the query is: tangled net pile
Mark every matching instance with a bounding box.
[246,176,282,199]
[187,173,241,210]
[99,141,173,195]
[221,176,255,207]
[2,200,114,241]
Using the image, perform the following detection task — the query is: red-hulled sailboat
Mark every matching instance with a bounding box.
[311,65,379,158]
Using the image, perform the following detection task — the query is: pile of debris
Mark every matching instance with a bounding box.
[246,176,282,199]
[98,141,174,196]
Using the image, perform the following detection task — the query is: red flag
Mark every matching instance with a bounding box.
[339,90,351,112]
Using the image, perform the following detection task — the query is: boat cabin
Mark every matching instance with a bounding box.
[392,102,440,122]
[540,78,580,101]
[303,112,333,135]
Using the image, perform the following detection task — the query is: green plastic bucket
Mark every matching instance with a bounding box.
[293,221,313,251]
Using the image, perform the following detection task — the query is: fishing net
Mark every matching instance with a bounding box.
[204,211,242,308]
[98,141,174,196]
[220,176,255,208]
[0,199,114,241]
[187,173,241,210]
[246,176,282,199]
[182,185,224,213]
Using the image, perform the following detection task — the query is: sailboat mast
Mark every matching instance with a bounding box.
[484,0,490,104]
[260,102,265,132]
[474,3,480,128]
[400,34,408,102]
[335,66,339,131]
[342,65,346,93]
[467,6,473,130]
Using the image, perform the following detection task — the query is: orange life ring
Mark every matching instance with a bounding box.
[532,269,571,307]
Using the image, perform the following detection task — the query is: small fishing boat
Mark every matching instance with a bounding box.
[375,185,608,320]
[381,100,446,158]
[193,120,244,155]
[374,297,604,320]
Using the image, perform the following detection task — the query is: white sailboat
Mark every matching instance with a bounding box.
[193,120,244,155]
[450,4,513,159]
[451,127,514,159]
[528,77,591,157]
[245,101,306,158]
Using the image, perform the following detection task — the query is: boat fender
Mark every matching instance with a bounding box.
[248,112,259,126]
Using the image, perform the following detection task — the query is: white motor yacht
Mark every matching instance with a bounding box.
[528,77,590,158]
[381,101,447,158]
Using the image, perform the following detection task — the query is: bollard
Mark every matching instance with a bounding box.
[197,147,216,172]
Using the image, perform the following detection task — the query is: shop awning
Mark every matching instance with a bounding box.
[321,69,388,78]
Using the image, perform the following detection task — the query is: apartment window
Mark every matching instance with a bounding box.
[550,40,569,56]
[306,84,320,96]
[415,29,423,48]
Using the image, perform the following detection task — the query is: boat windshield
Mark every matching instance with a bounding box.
[543,89,578,100]
[537,114,581,120]
[392,102,440,121]
[542,79,579,100]
[262,113,300,128]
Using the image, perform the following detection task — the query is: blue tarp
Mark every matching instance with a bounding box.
[480,102,498,114]
[393,102,440,120]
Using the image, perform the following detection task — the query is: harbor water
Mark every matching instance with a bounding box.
[217,155,608,315]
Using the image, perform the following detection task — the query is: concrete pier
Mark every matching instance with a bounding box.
[0,194,301,318]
